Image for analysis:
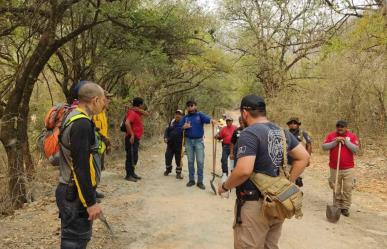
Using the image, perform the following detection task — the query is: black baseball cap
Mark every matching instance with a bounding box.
[336,120,348,127]
[240,94,266,110]
[133,97,144,107]
[186,100,197,106]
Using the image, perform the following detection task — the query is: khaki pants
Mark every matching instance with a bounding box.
[233,200,284,249]
[328,168,355,210]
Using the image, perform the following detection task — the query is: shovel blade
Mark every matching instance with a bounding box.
[326,205,341,223]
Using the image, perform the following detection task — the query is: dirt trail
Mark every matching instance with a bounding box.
[1,127,387,249]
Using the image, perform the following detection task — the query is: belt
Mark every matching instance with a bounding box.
[186,137,202,139]
[237,190,261,201]
[235,190,261,225]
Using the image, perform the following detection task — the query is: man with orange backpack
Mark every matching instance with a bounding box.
[56,82,106,249]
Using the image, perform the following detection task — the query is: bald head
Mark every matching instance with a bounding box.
[78,82,104,103]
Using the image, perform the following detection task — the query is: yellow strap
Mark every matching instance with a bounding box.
[62,109,96,208]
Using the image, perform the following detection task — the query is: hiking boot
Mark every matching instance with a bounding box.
[132,173,142,180]
[176,173,183,179]
[341,209,350,217]
[197,182,206,190]
[164,168,172,176]
[186,180,195,187]
[96,191,105,199]
[125,176,138,182]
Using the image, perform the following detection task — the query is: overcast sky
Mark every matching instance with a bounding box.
[197,0,219,11]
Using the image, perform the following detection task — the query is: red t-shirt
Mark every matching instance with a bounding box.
[126,109,144,139]
[219,125,237,145]
[324,131,359,170]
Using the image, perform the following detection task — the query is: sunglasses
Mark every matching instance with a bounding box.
[288,121,298,125]
[187,104,195,107]
[336,125,345,128]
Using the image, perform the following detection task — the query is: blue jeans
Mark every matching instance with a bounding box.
[221,144,230,174]
[185,138,205,182]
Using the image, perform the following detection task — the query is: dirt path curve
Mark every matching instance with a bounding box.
[1,126,387,249]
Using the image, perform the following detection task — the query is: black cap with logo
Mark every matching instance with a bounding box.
[240,94,266,110]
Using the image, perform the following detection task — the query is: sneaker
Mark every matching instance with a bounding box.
[164,168,172,176]
[96,191,105,199]
[125,176,138,182]
[186,180,195,187]
[132,173,142,180]
[341,209,350,217]
[197,182,206,190]
[176,173,183,179]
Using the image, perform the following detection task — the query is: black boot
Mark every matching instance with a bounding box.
[164,167,172,176]
[341,209,350,217]
[125,175,137,182]
[176,173,183,179]
[132,172,142,180]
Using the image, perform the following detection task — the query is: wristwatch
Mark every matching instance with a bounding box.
[222,182,229,192]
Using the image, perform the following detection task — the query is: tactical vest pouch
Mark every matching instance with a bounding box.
[65,178,77,202]
[249,128,303,220]
[249,172,303,219]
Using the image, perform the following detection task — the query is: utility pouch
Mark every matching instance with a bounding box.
[65,176,77,202]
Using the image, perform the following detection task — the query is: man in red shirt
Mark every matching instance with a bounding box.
[322,120,359,217]
[216,117,237,177]
[124,97,149,182]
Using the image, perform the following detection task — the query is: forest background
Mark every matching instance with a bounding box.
[0,0,385,213]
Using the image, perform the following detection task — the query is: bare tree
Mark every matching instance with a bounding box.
[221,0,351,97]
[0,0,108,209]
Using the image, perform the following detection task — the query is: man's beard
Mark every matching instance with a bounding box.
[337,130,345,135]
[188,109,197,113]
[289,128,297,133]
[242,116,248,127]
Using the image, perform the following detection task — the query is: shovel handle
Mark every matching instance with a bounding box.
[333,142,342,198]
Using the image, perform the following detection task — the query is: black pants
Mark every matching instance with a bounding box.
[125,136,140,177]
[165,143,182,174]
[56,184,92,249]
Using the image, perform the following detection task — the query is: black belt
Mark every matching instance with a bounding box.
[237,190,261,201]
[235,190,261,225]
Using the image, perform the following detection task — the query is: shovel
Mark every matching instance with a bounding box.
[99,213,116,240]
[210,122,217,195]
[326,142,342,223]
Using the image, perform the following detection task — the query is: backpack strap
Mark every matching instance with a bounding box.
[59,112,90,150]
[299,129,304,143]
[280,129,289,179]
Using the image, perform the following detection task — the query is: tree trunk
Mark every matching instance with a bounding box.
[1,116,27,209]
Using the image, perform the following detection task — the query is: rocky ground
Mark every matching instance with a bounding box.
[0,127,386,249]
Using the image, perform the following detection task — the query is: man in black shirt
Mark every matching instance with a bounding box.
[164,110,184,179]
[286,117,312,187]
[229,116,244,169]
[218,94,309,249]
[56,82,105,249]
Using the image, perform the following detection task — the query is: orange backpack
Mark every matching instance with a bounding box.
[38,103,74,166]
